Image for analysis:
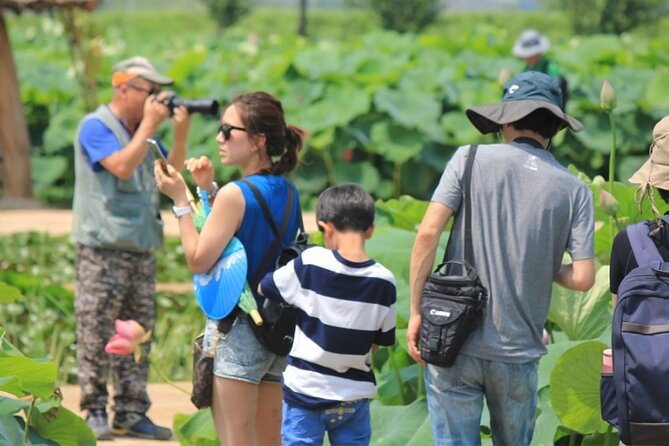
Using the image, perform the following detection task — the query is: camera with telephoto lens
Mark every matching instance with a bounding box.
[165,94,219,117]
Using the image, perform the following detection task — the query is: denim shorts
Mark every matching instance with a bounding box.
[203,316,287,384]
[282,399,371,446]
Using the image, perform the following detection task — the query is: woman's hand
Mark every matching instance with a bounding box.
[154,161,189,206]
[185,156,215,191]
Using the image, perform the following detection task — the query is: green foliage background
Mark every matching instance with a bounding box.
[10,7,669,207]
[4,4,669,444]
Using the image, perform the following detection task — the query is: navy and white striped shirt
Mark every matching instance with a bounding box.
[260,246,397,409]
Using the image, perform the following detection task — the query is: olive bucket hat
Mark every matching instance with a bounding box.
[465,71,583,135]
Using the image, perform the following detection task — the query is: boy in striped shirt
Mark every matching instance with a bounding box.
[259,184,397,446]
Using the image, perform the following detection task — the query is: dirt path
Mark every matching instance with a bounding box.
[0,208,317,236]
[59,383,196,446]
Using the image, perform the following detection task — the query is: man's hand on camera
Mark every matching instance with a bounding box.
[142,91,171,129]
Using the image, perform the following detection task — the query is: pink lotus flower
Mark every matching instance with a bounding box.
[104,319,152,364]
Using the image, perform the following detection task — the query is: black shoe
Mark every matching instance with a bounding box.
[111,411,172,440]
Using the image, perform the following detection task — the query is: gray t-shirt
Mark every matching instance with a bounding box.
[431,141,594,363]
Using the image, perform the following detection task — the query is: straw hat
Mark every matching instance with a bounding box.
[629,116,669,190]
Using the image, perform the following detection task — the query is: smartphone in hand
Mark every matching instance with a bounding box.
[146,138,169,175]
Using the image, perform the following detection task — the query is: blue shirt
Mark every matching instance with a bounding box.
[78,114,167,172]
[234,174,301,304]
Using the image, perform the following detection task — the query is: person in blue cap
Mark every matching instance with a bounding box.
[407,71,596,445]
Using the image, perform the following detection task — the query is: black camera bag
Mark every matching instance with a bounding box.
[419,145,488,367]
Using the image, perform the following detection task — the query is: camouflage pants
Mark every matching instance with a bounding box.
[75,243,156,414]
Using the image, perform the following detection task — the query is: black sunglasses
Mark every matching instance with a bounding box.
[218,123,247,141]
[127,83,161,96]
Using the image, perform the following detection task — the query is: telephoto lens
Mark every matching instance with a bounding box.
[166,95,219,116]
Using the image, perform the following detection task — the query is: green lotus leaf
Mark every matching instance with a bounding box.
[538,340,582,390]
[374,88,441,131]
[531,387,561,446]
[30,406,96,446]
[333,161,380,193]
[0,356,56,400]
[291,84,371,134]
[548,266,610,340]
[174,409,219,446]
[0,414,24,446]
[374,195,428,231]
[0,395,29,417]
[549,340,610,434]
[370,399,431,446]
[43,106,82,154]
[279,79,326,115]
[441,111,483,147]
[370,122,423,164]
[293,44,344,79]
[167,48,208,85]
[644,70,669,113]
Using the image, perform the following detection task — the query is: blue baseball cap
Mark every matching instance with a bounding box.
[466,71,583,134]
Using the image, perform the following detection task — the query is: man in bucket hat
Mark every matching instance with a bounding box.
[407,71,595,445]
[72,56,191,440]
[610,116,669,303]
[512,29,568,109]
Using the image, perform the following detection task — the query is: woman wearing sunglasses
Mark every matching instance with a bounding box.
[155,91,304,446]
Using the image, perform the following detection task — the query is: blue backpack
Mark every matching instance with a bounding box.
[601,217,669,444]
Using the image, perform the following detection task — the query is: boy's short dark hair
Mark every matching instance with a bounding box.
[316,184,375,232]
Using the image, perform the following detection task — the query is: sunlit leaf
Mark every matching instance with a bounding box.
[548,266,611,340]
[374,88,441,131]
[550,341,610,434]
[370,122,423,164]
[174,409,218,446]
[370,399,432,446]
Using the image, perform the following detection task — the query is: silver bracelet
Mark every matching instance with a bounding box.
[197,181,219,200]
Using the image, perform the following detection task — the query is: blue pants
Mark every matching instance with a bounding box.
[425,354,538,446]
[282,399,371,446]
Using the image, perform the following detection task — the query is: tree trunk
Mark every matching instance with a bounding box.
[298,0,307,37]
[0,12,33,199]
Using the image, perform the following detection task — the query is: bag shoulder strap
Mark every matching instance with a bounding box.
[241,179,295,286]
[442,144,478,265]
[627,218,667,266]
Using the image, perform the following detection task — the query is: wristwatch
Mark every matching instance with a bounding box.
[172,205,192,219]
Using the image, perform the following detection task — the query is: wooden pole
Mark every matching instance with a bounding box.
[0,12,33,199]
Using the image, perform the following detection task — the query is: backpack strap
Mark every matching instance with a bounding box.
[627,219,665,266]
[241,179,295,287]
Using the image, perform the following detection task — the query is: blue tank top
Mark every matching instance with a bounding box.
[234,174,301,303]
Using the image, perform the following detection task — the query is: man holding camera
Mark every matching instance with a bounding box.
[72,56,190,440]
